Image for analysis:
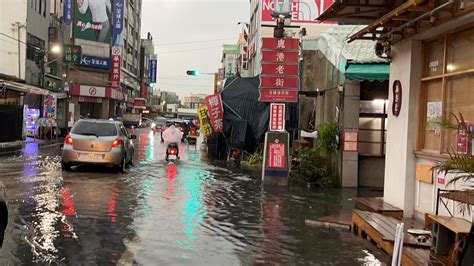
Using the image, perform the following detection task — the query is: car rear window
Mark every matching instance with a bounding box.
[72,121,118,137]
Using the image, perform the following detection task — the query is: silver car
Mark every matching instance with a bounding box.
[61,119,136,173]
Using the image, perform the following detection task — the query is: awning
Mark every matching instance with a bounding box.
[1,80,52,96]
[345,64,390,81]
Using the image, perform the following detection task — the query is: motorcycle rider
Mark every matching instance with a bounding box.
[162,125,183,159]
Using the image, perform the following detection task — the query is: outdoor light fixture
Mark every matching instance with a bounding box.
[50,44,62,54]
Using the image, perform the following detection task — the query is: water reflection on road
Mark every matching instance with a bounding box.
[0,129,389,265]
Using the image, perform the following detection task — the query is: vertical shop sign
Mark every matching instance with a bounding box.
[392,80,402,117]
[149,55,157,84]
[205,94,224,132]
[43,95,57,119]
[113,0,124,45]
[111,46,121,88]
[197,106,213,137]
[64,0,73,25]
[270,103,285,131]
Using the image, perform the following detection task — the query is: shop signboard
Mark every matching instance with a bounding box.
[261,37,299,51]
[343,131,358,152]
[74,0,112,44]
[112,0,124,46]
[262,131,290,185]
[261,0,334,24]
[205,94,224,132]
[259,89,298,102]
[197,106,213,137]
[270,103,285,131]
[63,0,73,25]
[261,50,299,63]
[63,45,82,64]
[392,80,402,117]
[261,63,299,76]
[44,75,62,92]
[111,46,121,88]
[79,85,106,98]
[149,55,157,84]
[224,54,237,78]
[80,55,111,69]
[79,96,103,103]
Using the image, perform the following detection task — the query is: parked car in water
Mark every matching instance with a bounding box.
[61,119,136,173]
[0,181,7,248]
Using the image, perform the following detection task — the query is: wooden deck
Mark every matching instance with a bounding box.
[352,210,434,265]
[355,197,403,219]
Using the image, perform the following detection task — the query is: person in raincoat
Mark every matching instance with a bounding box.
[162,125,183,158]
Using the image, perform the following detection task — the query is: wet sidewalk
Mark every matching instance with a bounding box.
[0,137,63,155]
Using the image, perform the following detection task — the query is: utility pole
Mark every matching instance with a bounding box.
[15,22,25,79]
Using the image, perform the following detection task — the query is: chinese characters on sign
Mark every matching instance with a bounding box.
[149,55,157,84]
[392,80,402,117]
[113,0,124,46]
[270,103,285,131]
[80,55,111,69]
[259,37,299,103]
[63,45,82,64]
[205,94,224,132]
[268,143,286,168]
[343,131,358,152]
[111,46,121,88]
[63,0,73,25]
[197,106,213,137]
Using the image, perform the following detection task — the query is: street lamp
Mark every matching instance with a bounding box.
[50,44,62,54]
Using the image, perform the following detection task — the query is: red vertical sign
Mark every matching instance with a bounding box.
[268,143,286,168]
[111,46,121,88]
[205,94,224,132]
[270,103,285,131]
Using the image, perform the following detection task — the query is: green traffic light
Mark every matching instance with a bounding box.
[186,70,200,76]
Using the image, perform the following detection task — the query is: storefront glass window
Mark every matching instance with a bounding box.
[423,38,444,77]
[444,73,474,151]
[446,27,474,73]
[422,80,442,152]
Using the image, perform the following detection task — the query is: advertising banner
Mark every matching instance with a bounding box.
[197,106,213,137]
[80,55,111,69]
[74,0,112,44]
[63,45,82,64]
[149,56,157,84]
[64,0,73,25]
[205,94,224,132]
[43,95,57,119]
[261,0,334,24]
[111,46,121,88]
[112,0,124,45]
[270,103,285,131]
[262,37,299,51]
[224,54,237,78]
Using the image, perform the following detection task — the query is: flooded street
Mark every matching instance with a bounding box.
[0,129,389,265]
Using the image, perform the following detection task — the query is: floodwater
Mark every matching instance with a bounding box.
[0,129,389,265]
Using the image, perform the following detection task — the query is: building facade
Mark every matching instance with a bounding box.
[183,94,206,109]
[319,0,474,221]
[139,32,157,113]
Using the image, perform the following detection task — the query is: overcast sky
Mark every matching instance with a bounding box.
[141,0,249,99]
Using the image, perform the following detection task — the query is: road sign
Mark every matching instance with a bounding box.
[260,76,298,89]
[261,37,299,51]
[262,131,290,186]
[259,89,298,102]
[261,50,299,63]
[261,63,298,76]
[63,45,82,64]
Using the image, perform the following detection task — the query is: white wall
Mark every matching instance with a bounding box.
[384,39,422,218]
[0,0,27,79]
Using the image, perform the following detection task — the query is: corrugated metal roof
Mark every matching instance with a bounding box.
[302,25,388,73]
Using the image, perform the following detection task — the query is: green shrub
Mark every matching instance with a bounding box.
[241,153,263,167]
[289,148,330,186]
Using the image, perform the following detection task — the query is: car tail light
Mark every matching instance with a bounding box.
[112,138,124,148]
[65,135,73,145]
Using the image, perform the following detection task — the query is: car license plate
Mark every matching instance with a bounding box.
[80,153,103,160]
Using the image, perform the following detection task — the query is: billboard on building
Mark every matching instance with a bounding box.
[112,0,124,45]
[224,54,237,78]
[64,0,73,25]
[261,0,334,23]
[74,0,112,44]
[149,55,157,84]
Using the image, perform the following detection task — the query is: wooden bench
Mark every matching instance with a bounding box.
[355,197,403,220]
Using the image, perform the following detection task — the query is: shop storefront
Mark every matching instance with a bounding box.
[318,0,474,220]
[70,84,124,120]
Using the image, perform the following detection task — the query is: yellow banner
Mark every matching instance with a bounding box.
[197,106,213,137]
